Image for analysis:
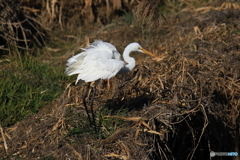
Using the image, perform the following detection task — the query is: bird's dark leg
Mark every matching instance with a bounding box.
[82,82,93,126]
[90,81,99,133]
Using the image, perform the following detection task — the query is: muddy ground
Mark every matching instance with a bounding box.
[0,1,240,160]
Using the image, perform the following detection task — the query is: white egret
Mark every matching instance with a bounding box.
[65,40,156,131]
[65,40,156,84]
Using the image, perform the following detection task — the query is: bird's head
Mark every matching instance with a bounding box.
[127,42,143,52]
[128,42,156,57]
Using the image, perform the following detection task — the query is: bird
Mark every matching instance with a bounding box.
[65,40,156,131]
[65,40,156,84]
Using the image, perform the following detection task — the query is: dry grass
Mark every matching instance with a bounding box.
[38,0,138,30]
[134,0,161,27]
[0,0,46,51]
[0,0,138,52]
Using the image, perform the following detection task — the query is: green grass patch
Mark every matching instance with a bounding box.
[97,106,129,139]
[65,105,130,140]
[0,51,69,127]
[122,12,134,25]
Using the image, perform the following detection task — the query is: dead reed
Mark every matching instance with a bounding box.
[0,0,46,52]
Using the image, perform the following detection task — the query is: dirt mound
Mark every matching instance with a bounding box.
[0,1,240,160]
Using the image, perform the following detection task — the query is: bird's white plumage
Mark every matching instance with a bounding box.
[66,40,155,85]
[66,40,125,84]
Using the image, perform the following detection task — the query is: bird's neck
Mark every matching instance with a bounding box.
[118,46,136,74]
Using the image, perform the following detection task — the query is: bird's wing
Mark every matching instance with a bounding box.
[66,40,120,76]
[76,57,125,83]
[66,40,125,84]
[65,52,88,76]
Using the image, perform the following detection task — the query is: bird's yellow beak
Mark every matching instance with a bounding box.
[140,48,157,57]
